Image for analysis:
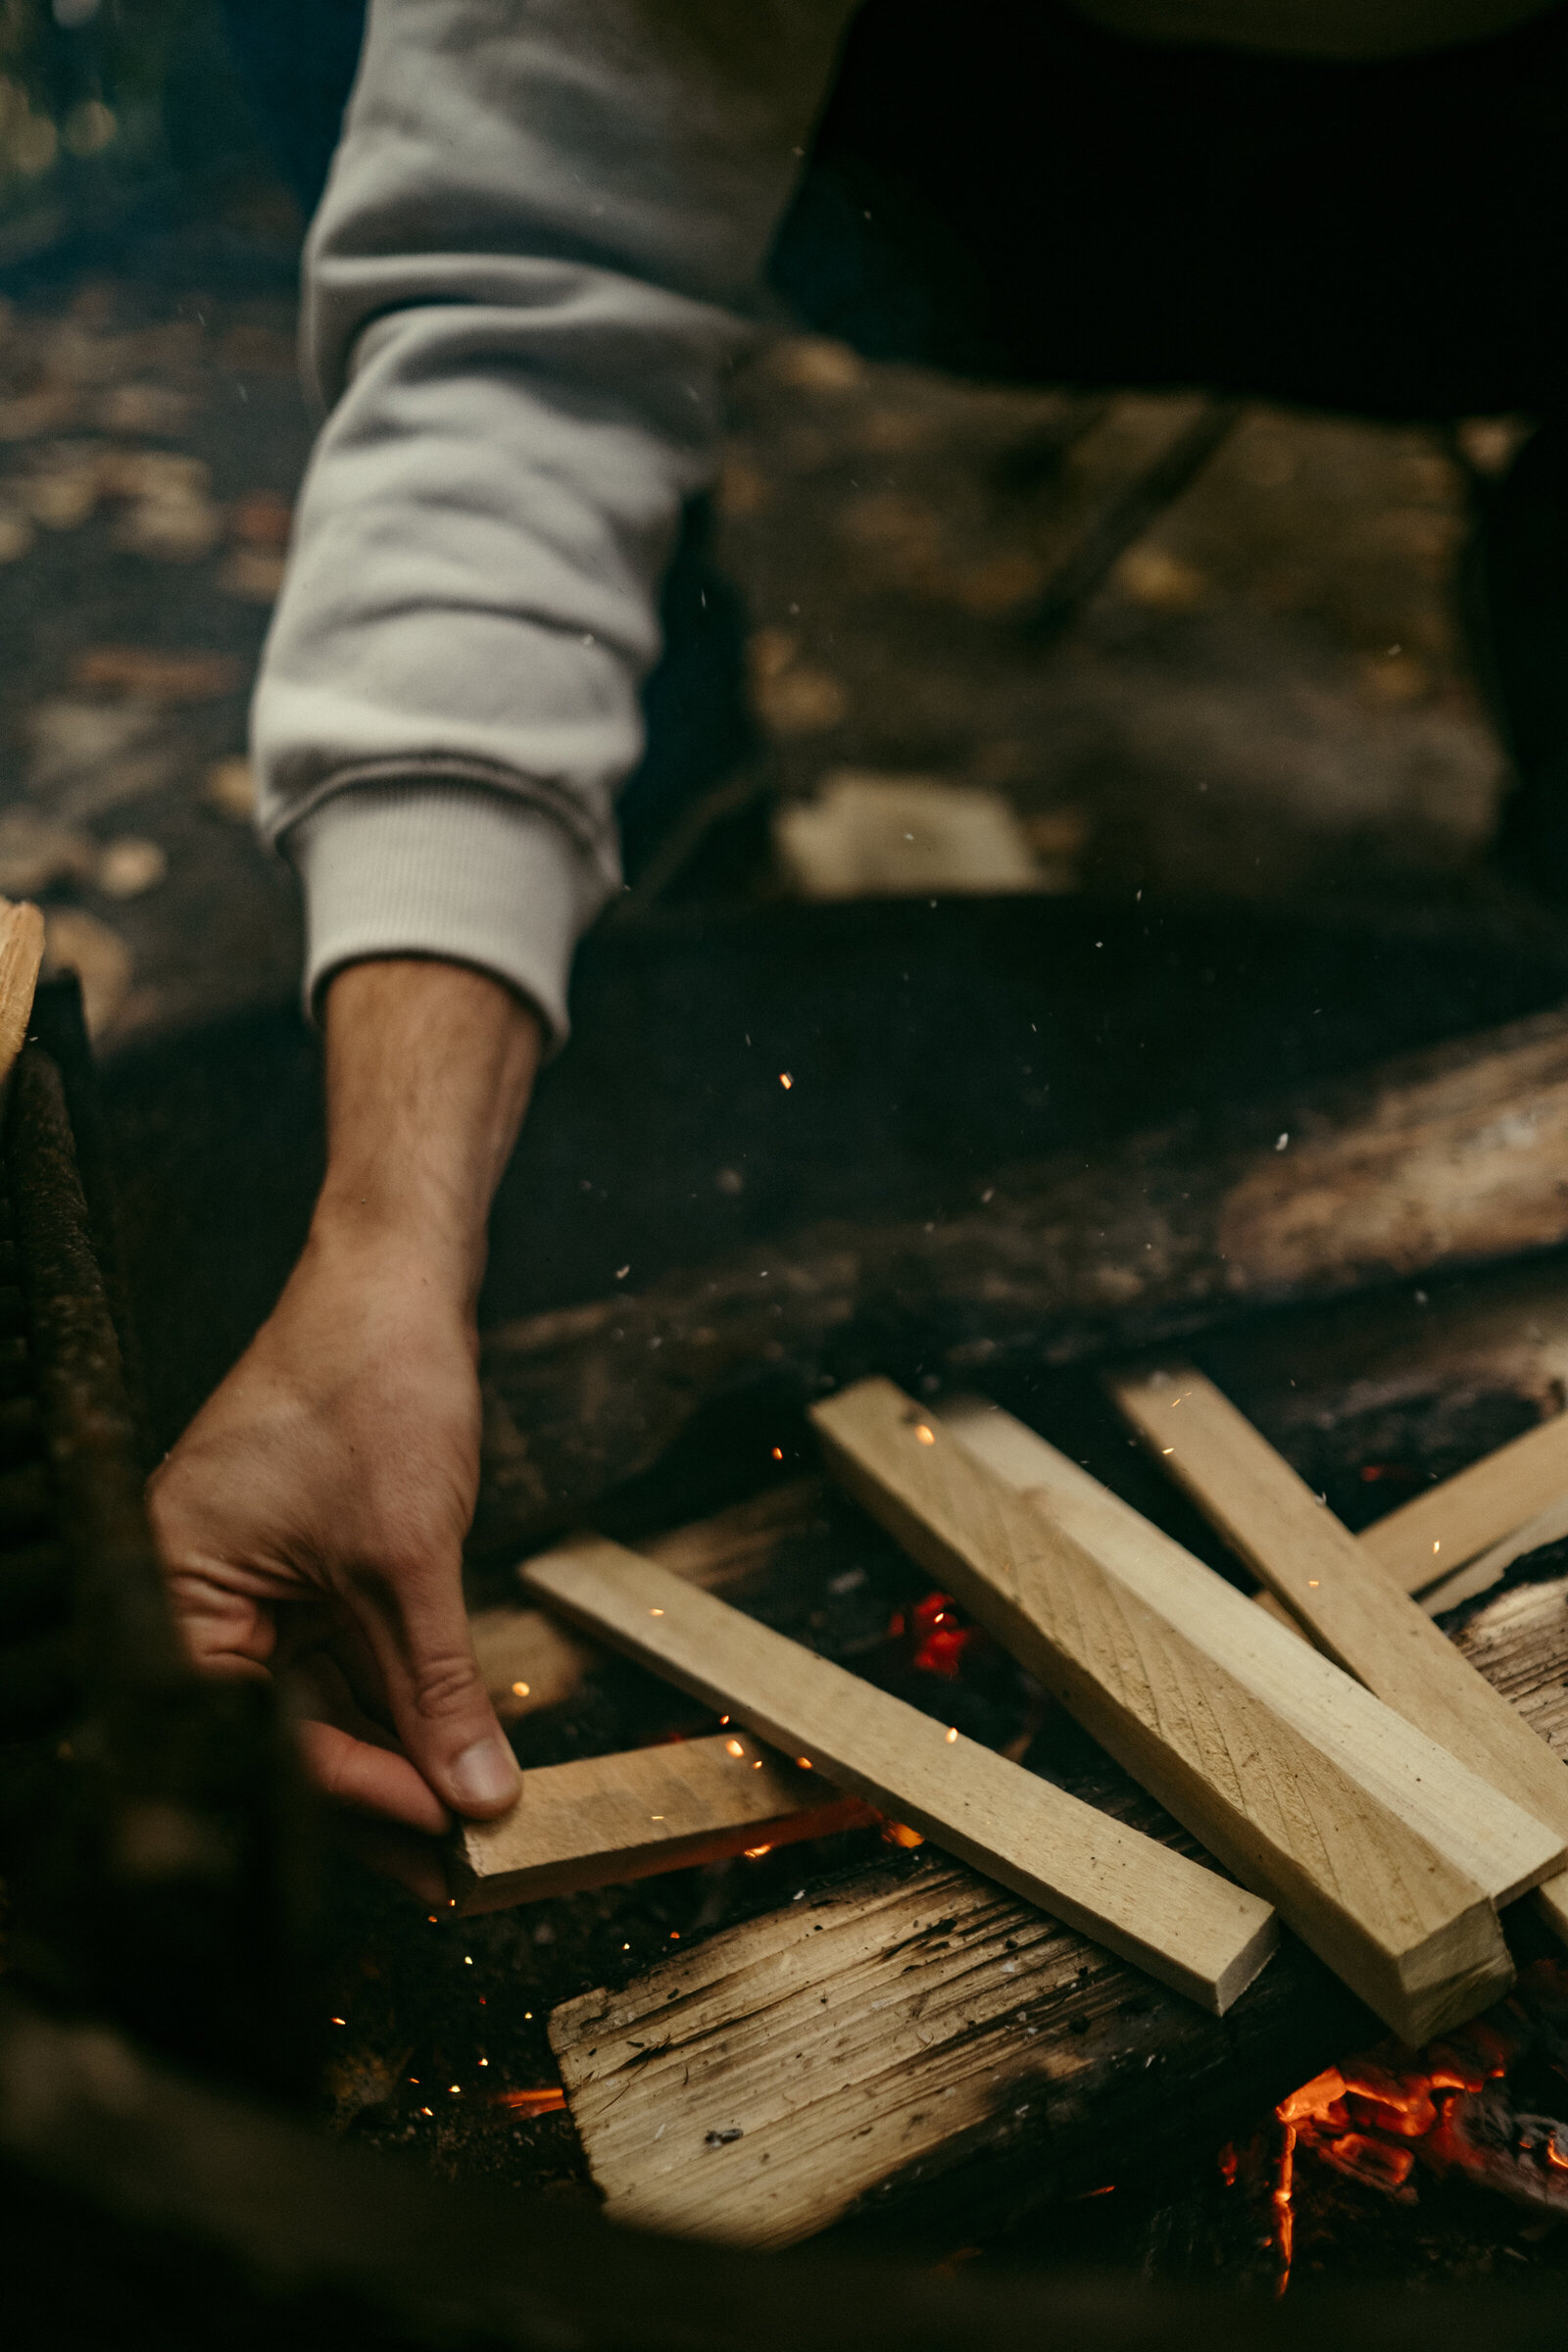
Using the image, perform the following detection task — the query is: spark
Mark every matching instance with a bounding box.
[330,2016,346,2026]
[770,1446,784,1460]
[726,1738,746,1757]
[779,1072,793,1089]
[796,1757,812,1770]
[650,1606,664,1617]
[946,1727,958,1743]
[914,1424,935,1445]
[745,1844,773,1858]
[464,1956,473,1966]
[512,1680,530,1696]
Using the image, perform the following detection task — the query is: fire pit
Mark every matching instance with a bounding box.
[13,898,1568,2340]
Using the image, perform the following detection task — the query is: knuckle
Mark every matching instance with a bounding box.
[406,1646,486,1726]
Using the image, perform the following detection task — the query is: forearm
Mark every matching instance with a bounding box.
[310,957,544,1313]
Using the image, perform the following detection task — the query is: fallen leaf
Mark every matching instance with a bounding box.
[73,647,244,701]
[111,496,223,561]
[96,836,167,899]
[753,665,848,735]
[203,756,256,821]
[229,490,293,548]
[1114,548,1209,612]
[218,545,286,603]
[0,386,82,441]
[94,384,194,436]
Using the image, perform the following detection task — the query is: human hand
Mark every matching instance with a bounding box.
[147,1224,521,1838]
[147,957,542,1861]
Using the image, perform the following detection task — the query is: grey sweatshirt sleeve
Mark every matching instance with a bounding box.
[255,0,854,1044]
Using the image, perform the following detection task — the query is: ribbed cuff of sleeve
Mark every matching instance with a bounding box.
[284,779,612,1051]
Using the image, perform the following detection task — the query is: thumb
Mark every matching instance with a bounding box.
[352,1557,521,1819]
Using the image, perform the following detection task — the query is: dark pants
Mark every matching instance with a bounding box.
[220,0,1568,876]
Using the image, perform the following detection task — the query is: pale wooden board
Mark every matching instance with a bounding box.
[0,900,44,1084]
[935,1395,1560,1907]
[452,1731,871,1913]
[1360,1407,1568,1597]
[1111,1363,1568,1938]
[815,1381,1516,2044]
[474,1480,827,1723]
[520,1539,1276,2015]
[1415,1494,1568,1619]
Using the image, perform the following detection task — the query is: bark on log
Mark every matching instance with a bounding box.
[478,1000,1568,1553]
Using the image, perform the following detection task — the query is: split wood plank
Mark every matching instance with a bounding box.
[0,899,44,1084]
[451,1732,872,1914]
[520,1539,1277,2014]
[933,1396,1553,1903]
[474,1482,827,1725]
[812,1381,1535,2043]
[1417,1494,1568,1618]
[1111,1364,1568,1945]
[1360,1409,1568,1602]
[551,1550,1568,2253]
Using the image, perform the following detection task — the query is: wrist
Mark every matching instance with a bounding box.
[311,956,544,1314]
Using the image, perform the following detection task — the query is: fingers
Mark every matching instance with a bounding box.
[344,1555,521,1821]
[297,1719,453,1836]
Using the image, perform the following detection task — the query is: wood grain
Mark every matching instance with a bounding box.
[520,1539,1277,2015]
[451,1732,872,1913]
[551,1554,1568,2254]
[1111,1363,1568,1939]
[473,1481,828,1723]
[0,900,44,1084]
[934,1395,1559,1906]
[813,1381,1523,2043]
[550,1846,1353,2252]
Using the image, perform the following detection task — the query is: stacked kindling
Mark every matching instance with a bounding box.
[492,1367,1568,2042]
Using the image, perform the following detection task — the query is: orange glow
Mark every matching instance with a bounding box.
[492,2085,568,2116]
[725,1738,746,1757]
[914,1424,935,1445]
[882,1820,925,1848]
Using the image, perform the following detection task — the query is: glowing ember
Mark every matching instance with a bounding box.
[1252,1960,1568,2288]
[889,1589,979,1679]
[491,2085,568,2116]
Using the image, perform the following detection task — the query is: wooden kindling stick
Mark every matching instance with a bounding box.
[451,1732,873,1914]
[1358,1411,1568,1613]
[520,1538,1277,2016]
[809,1380,1563,2043]
[1110,1363,1568,1947]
